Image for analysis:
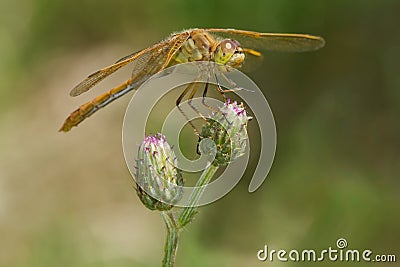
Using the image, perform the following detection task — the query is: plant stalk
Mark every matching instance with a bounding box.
[162,211,179,267]
[161,163,219,266]
[178,163,218,228]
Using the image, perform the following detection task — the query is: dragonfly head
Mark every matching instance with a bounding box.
[214,39,245,67]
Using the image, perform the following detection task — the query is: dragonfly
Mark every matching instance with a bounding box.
[59,28,325,132]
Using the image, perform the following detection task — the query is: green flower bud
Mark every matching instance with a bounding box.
[135,134,184,211]
[199,100,252,166]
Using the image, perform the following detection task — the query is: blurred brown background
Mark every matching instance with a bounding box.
[0,0,399,266]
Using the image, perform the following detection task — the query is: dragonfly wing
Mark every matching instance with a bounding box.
[60,32,190,131]
[69,31,190,97]
[127,32,189,83]
[70,47,150,97]
[205,28,325,52]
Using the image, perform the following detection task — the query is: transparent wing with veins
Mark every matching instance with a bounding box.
[69,33,189,97]
[59,32,190,132]
[206,28,325,53]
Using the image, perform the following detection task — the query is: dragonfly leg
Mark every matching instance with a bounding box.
[214,73,230,100]
[214,64,252,93]
[219,71,238,89]
[215,72,244,95]
[176,80,194,106]
[200,82,219,112]
[176,82,200,136]
[187,82,207,120]
[198,67,223,112]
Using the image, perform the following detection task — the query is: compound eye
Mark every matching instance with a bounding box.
[220,39,237,54]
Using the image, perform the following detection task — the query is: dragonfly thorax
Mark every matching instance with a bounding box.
[173,32,213,63]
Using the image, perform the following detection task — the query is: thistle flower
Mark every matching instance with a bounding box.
[135,134,183,211]
[199,100,252,166]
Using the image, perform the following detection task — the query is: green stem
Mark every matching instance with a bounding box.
[178,164,219,228]
[162,211,179,267]
[161,164,219,266]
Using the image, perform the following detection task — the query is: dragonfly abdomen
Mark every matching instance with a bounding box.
[59,78,139,132]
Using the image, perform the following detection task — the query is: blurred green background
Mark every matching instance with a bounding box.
[1,0,399,266]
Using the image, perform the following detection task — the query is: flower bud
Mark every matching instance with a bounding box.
[135,134,183,211]
[199,100,252,166]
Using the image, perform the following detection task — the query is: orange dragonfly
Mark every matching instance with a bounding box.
[59,28,325,132]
